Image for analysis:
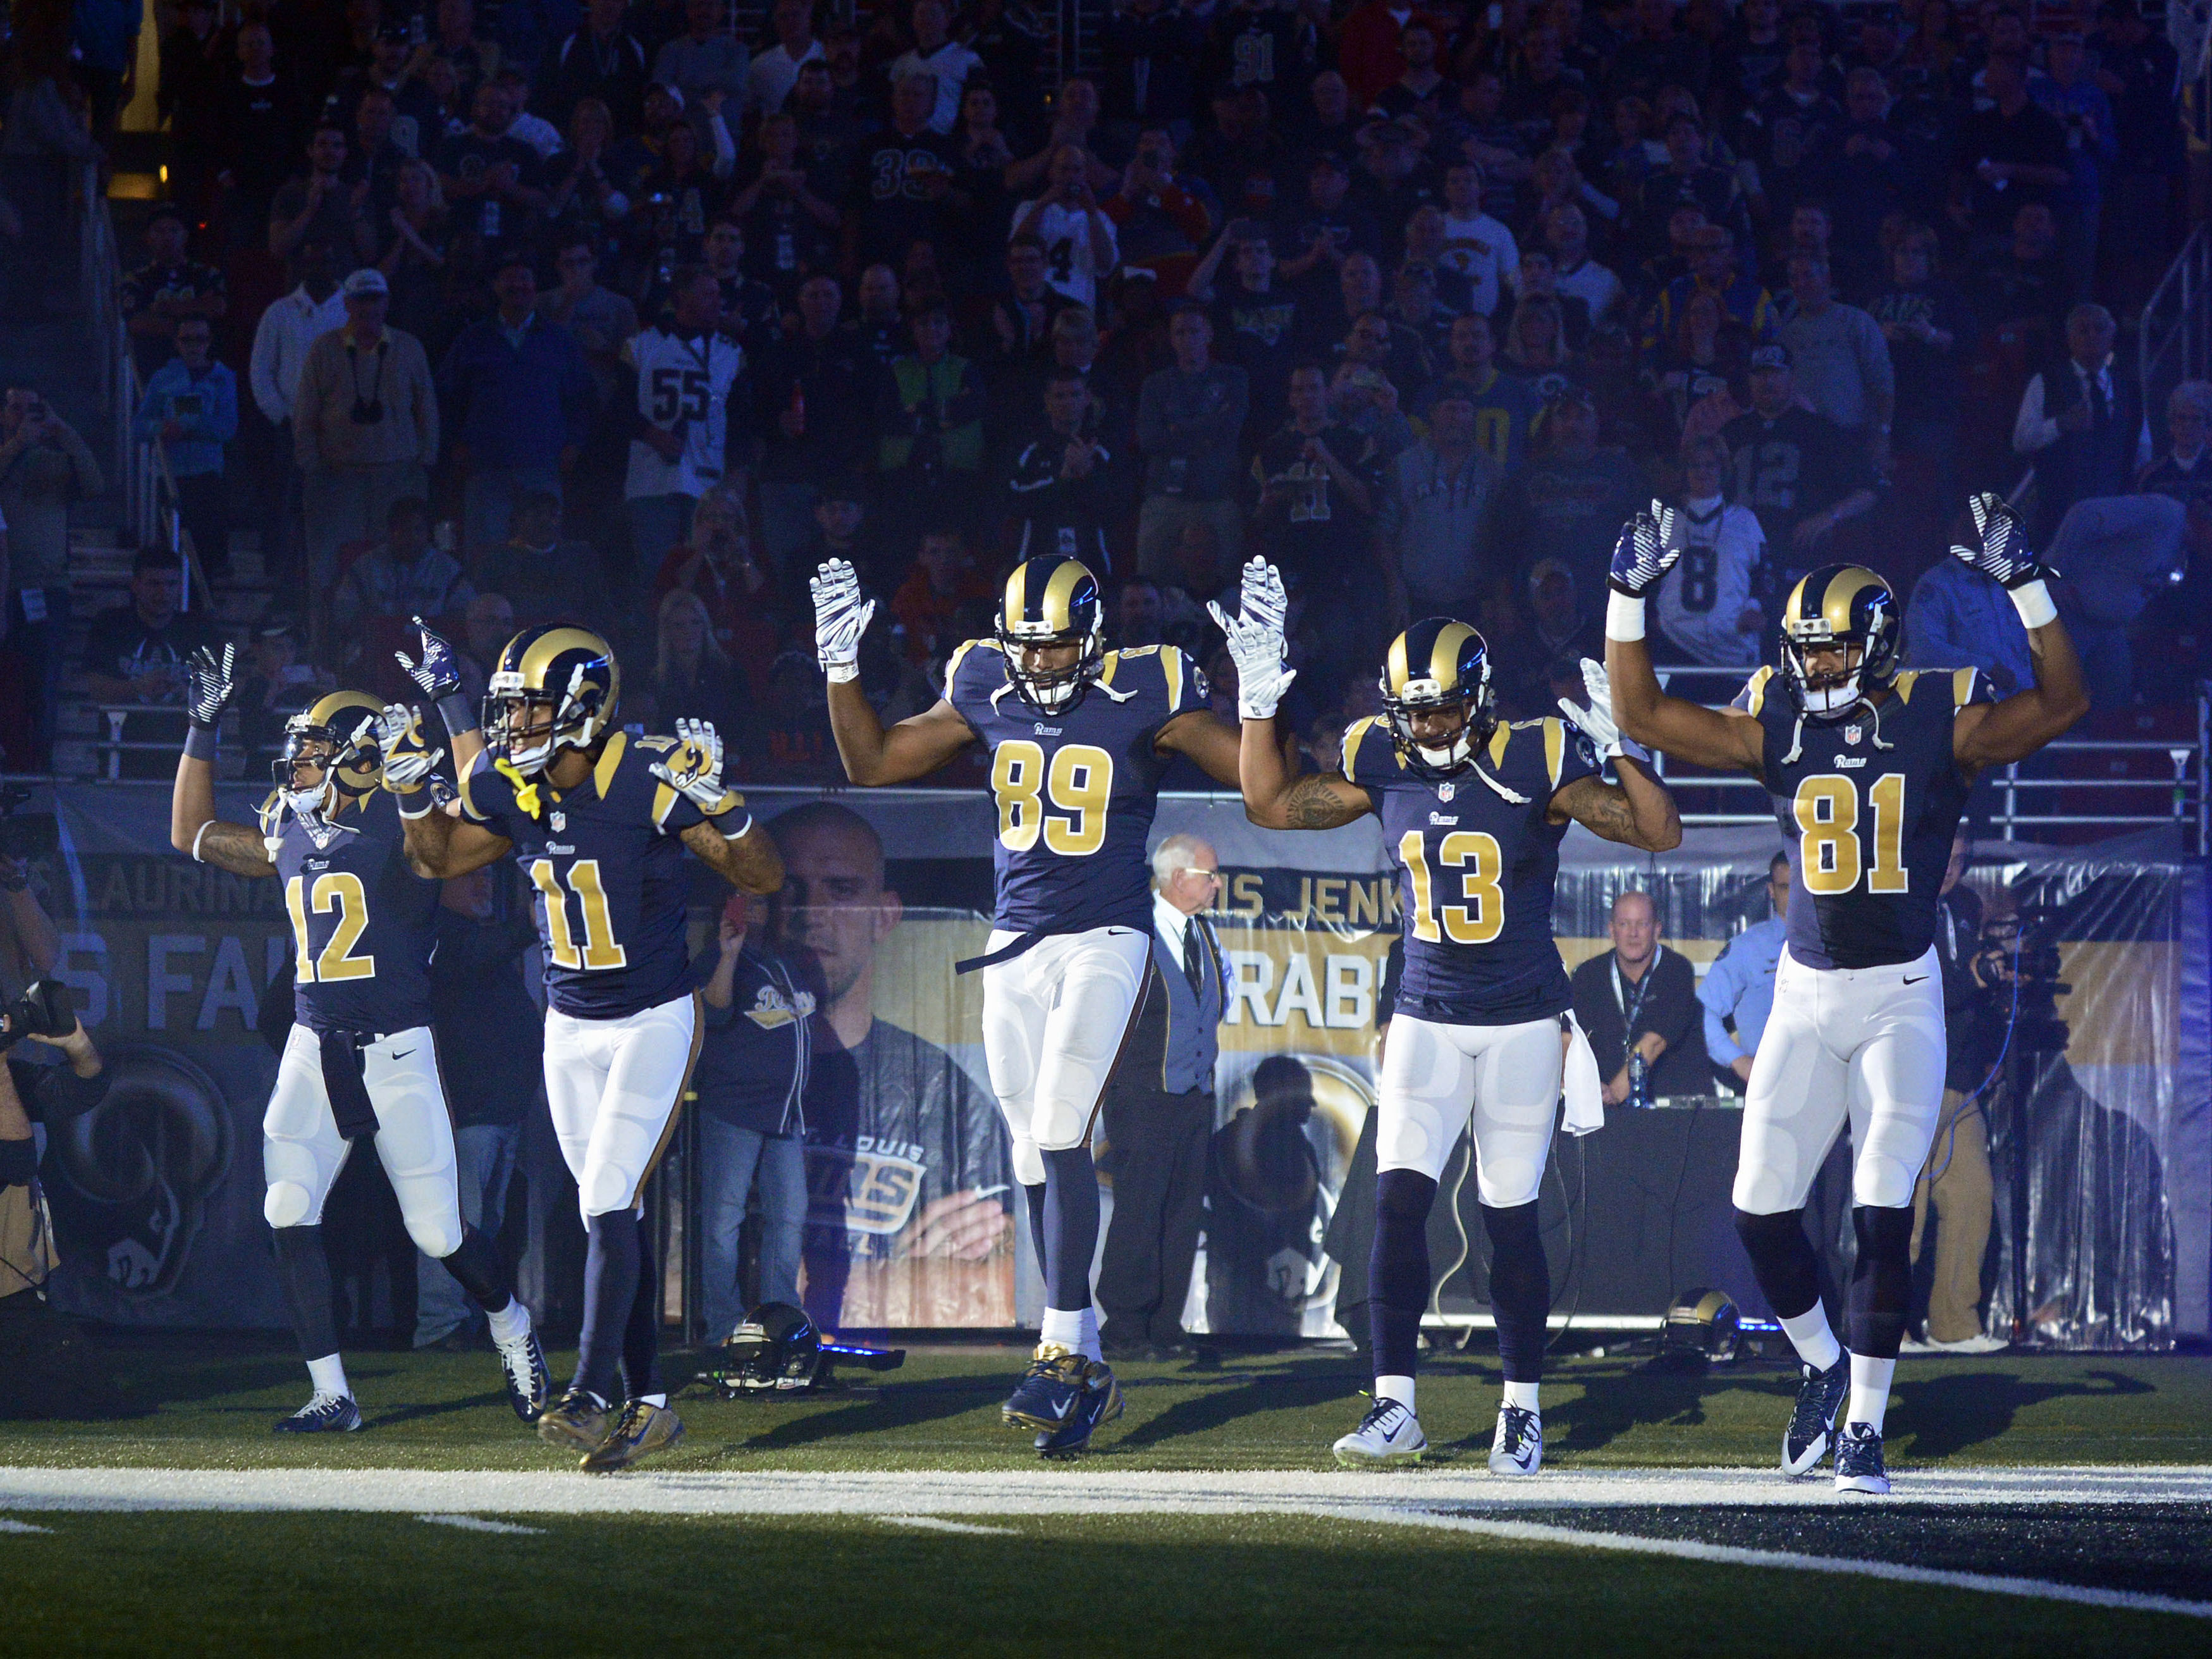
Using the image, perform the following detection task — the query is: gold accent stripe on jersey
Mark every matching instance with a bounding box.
[1896,670,1921,704]
[1341,716,1375,777]
[594,729,629,801]
[1385,631,1411,696]
[1744,664,1774,717]
[1544,717,1566,789]
[1953,666,1978,708]
[1162,644,1185,710]
[943,637,983,689]
[1100,650,1121,689]
[516,624,614,687]
[1487,722,1511,768]
[1429,622,1477,692]
[456,758,488,823]
[1041,559,1088,631]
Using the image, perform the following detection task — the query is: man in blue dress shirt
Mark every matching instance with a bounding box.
[1699,851,1791,1094]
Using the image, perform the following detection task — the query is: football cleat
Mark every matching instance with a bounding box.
[581,1400,686,1473]
[1782,1355,1851,1477]
[1332,1397,1427,1467]
[536,1386,613,1453]
[1488,1403,1543,1476]
[273,1392,362,1434]
[496,1328,551,1423]
[1032,1364,1126,1461]
[1834,1422,1891,1495]
[1000,1343,1093,1433]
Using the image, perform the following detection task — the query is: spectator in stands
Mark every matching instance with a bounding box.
[414,864,541,1350]
[1010,147,1121,313]
[1956,53,2070,252]
[1495,386,1645,603]
[545,0,651,128]
[1545,206,1625,330]
[1431,313,1541,471]
[891,525,992,673]
[374,159,455,345]
[2013,301,2147,539]
[748,273,870,572]
[1699,853,1791,1094]
[80,548,223,779]
[654,0,749,116]
[0,389,102,769]
[132,319,239,579]
[476,490,605,629]
[330,496,474,633]
[653,486,772,689]
[696,886,814,1340]
[1136,307,1250,581]
[120,206,228,381]
[2139,381,2212,579]
[1719,343,1875,594]
[1375,383,1502,626]
[1867,226,1978,499]
[1571,889,1709,1107]
[1652,435,1764,667]
[749,0,825,118]
[212,21,300,249]
[294,268,441,603]
[1776,253,1893,457]
[232,615,334,756]
[641,587,747,739]
[436,82,551,260]
[268,123,376,271]
[159,0,229,216]
[874,299,987,546]
[439,250,593,552]
[892,0,985,134]
[1004,372,1125,572]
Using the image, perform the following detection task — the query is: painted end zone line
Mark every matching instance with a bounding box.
[1334,1505,2212,1624]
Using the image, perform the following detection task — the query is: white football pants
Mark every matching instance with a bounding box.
[1735,945,1948,1214]
[980,926,1152,1187]
[1375,1012,1564,1205]
[544,992,702,1219]
[262,1022,464,1257]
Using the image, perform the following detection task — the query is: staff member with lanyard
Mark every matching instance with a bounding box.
[1570,889,1708,1106]
[696,888,815,1342]
[1097,832,1225,1360]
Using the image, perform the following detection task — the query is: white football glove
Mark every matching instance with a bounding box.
[373,703,444,814]
[1208,601,1297,721]
[1557,656,1647,764]
[648,717,742,819]
[810,558,875,683]
[1236,554,1289,638]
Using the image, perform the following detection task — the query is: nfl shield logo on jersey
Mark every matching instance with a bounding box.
[550,810,566,832]
[1436,782,1456,802]
[1843,725,1862,746]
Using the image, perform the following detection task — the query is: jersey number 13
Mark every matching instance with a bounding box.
[1399,830,1506,944]
[1793,774,1908,896]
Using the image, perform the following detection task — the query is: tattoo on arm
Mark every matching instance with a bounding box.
[1283,774,1364,830]
[1575,782,1640,841]
[197,822,275,878]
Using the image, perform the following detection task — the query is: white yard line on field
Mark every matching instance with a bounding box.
[415,1514,546,1535]
[878,1515,1019,1536]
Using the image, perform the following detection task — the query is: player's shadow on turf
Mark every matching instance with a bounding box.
[359,1391,519,1430]
[720,1378,1011,1452]
[1889,1368,2154,1462]
[1105,1371,1358,1452]
[1531,1367,1719,1457]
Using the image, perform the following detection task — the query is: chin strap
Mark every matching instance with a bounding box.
[1778,688,1896,767]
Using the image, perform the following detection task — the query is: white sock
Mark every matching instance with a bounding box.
[307,1353,350,1400]
[1501,1380,1540,1414]
[640,1392,668,1409]
[1375,1373,1416,1414]
[1781,1306,1844,1371]
[1848,1354,1895,1435]
[486,1297,531,1347]
[1077,1305,1101,1362]
[1040,1307,1085,1352]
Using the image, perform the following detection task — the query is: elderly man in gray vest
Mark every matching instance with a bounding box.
[1097,832,1226,1360]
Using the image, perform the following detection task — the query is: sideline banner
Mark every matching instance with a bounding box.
[16,785,2203,1348]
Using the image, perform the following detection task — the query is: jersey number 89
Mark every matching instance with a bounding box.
[992,740,1112,856]
[1399,830,1506,944]
[1793,774,1908,896]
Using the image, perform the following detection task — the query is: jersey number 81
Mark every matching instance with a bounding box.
[992,740,1113,856]
[1793,774,1908,896]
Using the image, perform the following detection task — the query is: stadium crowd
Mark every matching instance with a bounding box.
[0,0,2204,786]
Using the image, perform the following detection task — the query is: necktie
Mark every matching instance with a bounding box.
[1182,918,1206,999]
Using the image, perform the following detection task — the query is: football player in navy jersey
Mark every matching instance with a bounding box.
[1606,493,2088,1493]
[1219,559,1681,1473]
[168,644,549,1434]
[382,624,785,1471]
[810,553,1244,1457]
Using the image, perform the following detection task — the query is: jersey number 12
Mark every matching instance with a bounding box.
[1794,774,1907,896]
[286,873,375,983]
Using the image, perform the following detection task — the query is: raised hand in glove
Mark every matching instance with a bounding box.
[373,703,445,813]
[1608,505,1680,598]
[649,717,748,829]
[811,558,875,684]
[1952,491,2051,588]
[1556,656,1646,763]
[396,606,469,717]
[184,643,235,732]
[1235,554,1289,639]
[1208,591,1297,722]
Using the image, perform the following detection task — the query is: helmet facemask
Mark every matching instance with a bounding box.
[485,662,606,777]
[1383,677,1489,779]
[273,710,379,834]
[997,618,1102,715]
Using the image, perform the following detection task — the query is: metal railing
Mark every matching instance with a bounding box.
[1643,664,2212,848]
[2138,222,2209,443]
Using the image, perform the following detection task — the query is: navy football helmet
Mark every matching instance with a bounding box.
[1379,618,1497,780]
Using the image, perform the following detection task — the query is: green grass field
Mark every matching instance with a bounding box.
[5,1338,2208,1474]
[6,1340,2211,1654]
